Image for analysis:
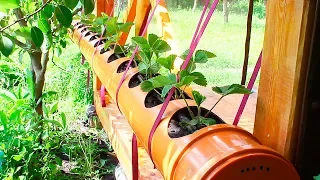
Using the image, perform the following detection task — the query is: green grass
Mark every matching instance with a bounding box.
[147,9,265,86]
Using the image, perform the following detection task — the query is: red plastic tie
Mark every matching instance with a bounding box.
[233,51,262,126]
[132,134,139,180]
[100,85,106,107]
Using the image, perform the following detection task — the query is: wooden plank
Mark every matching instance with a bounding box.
[95,0,114,17]
[95,92,163,180]
[253,0,317,162]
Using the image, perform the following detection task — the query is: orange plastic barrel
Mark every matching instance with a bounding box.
[70,22,300,180]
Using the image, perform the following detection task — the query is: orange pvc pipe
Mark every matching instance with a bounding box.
[71,22,300,180]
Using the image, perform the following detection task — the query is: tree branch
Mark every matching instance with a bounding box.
[41,52,50,74]
[0,0,53,32]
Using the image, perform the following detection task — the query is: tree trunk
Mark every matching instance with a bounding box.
[29,51,49,116]
[192,0,198,12]
[223,0,229,24]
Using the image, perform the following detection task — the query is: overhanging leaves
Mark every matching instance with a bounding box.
[0,0,20,12]
[31,26,44,47]
[65,0,79,10]
[81,0,94,15]
[55,5,72,27]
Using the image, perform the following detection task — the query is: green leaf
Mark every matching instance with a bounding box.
[61,112,67,129]
[15,27,32,40]
[188,119,199,126]
[139,50,152,64]
[192,90,206,106]
[138,62,148,74]
[150,75,176,88]
[191,72,207,86]
[31,26,44,47]
[9,110,20,122]
[140,80,153,92]
[148,33,159,47]
[197,50,216,58]
[180,49,193,61]
[12,147,26,161]
[44,119,63,128]
[0,0,20,11]
[200,117,216,126]
[0,36,14,57]
[41,4,54,19]
[177,70,197,87]
[51,102,58,114]
[0,89,17,102]
[161,84,174,98]
[212,84,252,96]
[118,22,133,33]
[152,39,171,54]
[131,36,150,50]
[194,50,208,63]
[149,60,160,74]
[0,111,7,129]
[55,5,72,27]
[314,174,320,180]
[81,0,94,15]
[179,119,198,127]
[65,0,79,10]
[41,91,58,99]
[38,19,50,34]
[157,54,177,70]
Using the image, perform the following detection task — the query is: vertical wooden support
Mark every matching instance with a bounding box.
[95,0,114,17]
[135,0,151,37]
[119,0,137,45]
[151,0,179,54]
[94,0,115,99]
[253,0,316,163]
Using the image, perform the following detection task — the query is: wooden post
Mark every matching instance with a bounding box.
[118,0,137,45]
[254,0,317,164]
[135,0,151,37]
[95,0,114,17]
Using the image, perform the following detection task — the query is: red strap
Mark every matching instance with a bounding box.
[132,134,139,180]
[100,85,106,107]
[148,0,219,162]
[233,51,262,126]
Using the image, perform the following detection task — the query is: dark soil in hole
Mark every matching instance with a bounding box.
[81,28,87,33]
[94,39,107,47]
[84,31,92,37]
[144,88,191,108]
[128,73,146,88]
[168,107,225,138]
[77,24,85,29]
[89,35,98,41]
[117,60,137,73]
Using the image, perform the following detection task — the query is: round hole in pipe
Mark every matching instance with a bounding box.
[117,60,137,73]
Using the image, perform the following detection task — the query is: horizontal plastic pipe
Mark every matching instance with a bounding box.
[70,22,300,180]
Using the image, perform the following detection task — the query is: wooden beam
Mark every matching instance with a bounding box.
[95,0,114,17]
[254,0,317,163]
